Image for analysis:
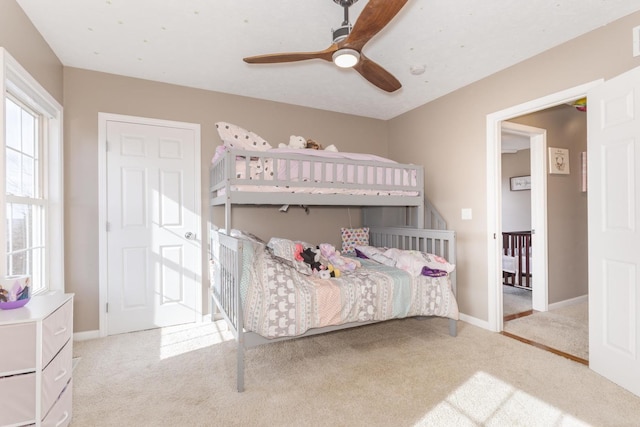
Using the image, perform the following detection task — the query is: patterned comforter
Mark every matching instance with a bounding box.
[241,241,459,339]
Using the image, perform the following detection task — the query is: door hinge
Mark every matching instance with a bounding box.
[493,233,497,239]
[106,222,111,232]
[106,302,109,313]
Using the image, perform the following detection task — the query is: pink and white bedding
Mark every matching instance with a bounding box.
[240,237,458,339]
[212,147,420,196]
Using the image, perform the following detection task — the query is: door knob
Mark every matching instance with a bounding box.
[185,232,194,240]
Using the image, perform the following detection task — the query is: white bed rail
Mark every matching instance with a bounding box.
[210,231,243,337]
[209,148,425,208]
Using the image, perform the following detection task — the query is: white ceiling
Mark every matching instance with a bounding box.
[15,0,640,120]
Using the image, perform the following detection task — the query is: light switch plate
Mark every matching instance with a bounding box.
[634,25,640,57]
[461,208,472,220]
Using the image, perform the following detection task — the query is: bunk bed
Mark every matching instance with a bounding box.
[208,128,458,391]
[502,231,532,289]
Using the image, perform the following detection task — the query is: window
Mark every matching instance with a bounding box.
[1,48,63,294]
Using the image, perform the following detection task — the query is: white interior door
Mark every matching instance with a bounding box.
[106,119,200,335]
[588,65,640,397]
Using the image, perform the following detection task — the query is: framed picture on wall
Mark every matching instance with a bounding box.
[549,147,570,174]
[510,175,531,191]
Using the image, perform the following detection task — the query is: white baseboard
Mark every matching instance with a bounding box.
[459,313,492,331]
[73,330,100,341]
[548,294,588,310]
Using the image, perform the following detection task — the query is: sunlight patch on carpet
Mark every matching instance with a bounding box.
[159,320,234,360]
[416,371,591,426]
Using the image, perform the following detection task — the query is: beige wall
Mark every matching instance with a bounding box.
[501,149,531,232]
[63,68,388,332]
[388,11,640,320]
[0,0,63,103]
[511,106,588,303]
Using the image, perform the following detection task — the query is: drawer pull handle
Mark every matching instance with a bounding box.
[55,411,69,427]
[54,326,68,336]
[54,369,68,381]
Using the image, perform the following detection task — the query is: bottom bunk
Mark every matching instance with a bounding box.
[209,225,459,392]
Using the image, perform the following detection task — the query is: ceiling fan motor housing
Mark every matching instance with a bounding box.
[332,24,352,43]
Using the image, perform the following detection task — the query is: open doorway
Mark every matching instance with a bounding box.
[501,124,540,321]
[486,82,596,363]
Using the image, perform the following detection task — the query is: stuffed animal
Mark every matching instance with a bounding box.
[306,139,323,150]
[327,264,341,278]
[318,243,360,271]
[293,243,304,262]
[306,138,340,152]
[279,135,307,149]
[300,247,322,272]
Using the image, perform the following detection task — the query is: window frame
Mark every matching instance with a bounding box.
[1,48,64,294]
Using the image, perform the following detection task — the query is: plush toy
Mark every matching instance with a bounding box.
[279,135,307,149]
[318,270,331,279]
[293,243,304,262]
[300,247,322,272]
[318,243,360,271]
[306,138,340,152]
[306,139,323,150]
[327,264,341,278]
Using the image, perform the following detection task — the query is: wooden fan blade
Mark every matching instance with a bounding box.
[342,0,409,51]
[244,45,337,64]
[353,53,401,92]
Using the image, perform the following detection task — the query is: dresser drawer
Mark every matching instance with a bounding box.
[0,322,37,374]
[0,372,36,426]
[42,379,72,427]
[42,300,73,367]
[41,340,72,417]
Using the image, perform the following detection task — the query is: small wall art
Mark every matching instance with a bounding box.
[549,147,570,175]
[510,175,531,191]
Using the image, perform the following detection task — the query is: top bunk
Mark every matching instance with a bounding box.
[208,121,424,210]
[209,147,424,208]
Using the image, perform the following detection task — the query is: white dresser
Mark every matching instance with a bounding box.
[0,292,73,427]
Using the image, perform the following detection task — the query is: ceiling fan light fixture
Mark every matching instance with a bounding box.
[332,48,360,68]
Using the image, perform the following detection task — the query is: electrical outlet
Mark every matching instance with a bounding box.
[461,208,472,220]
[634,25,640,57]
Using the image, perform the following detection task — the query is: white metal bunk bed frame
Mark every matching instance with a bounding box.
[209,149,456,391]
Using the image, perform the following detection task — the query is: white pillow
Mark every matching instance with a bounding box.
[215,122,272,151]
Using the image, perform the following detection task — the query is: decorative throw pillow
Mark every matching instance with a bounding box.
[215,122,272,151]
[341,227,369,255]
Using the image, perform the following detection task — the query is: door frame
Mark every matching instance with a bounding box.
[486,80,602,332]
[97,113,202,337]
[501,121,548,323]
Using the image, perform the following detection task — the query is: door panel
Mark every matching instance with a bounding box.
[106,120,199,335]
[588,65,640,397]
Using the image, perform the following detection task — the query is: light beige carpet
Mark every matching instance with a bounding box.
[503,285,532,317]
[71,317,639,427]
[503,300,589,361]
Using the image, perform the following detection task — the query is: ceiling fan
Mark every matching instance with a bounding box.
[243,0,409,93]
